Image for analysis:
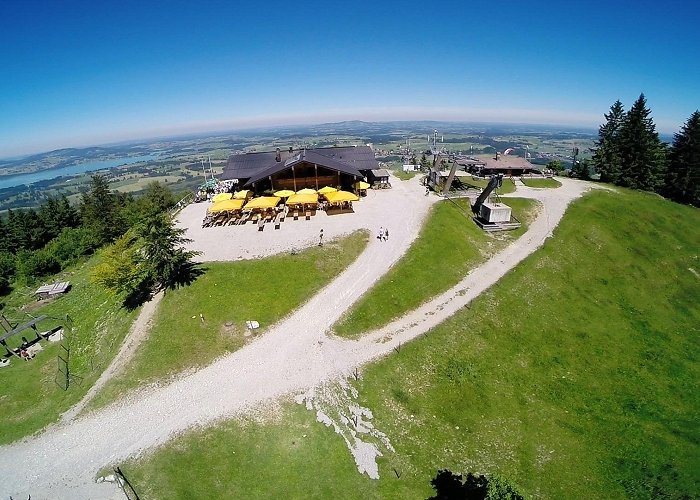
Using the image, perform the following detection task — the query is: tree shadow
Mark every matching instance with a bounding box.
[122,277,155,311]
[428,469,489,500]
[168,261,206,289]
[428,469,523,500]
[121,262,207,310]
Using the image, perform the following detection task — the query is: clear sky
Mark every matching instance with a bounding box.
[1,0,698,157]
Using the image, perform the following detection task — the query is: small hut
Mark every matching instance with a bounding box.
[368,169,391,188]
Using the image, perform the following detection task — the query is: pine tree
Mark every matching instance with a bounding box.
[616,94,667,191]
[137,214,200,292]
[80,174,125,245]
[663,110,700,206]
[592,100,625,183]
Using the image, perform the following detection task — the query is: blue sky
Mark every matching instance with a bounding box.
[1,0,698,157]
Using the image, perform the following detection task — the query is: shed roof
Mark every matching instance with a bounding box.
[370,169,389,177]
[34,281,71,296]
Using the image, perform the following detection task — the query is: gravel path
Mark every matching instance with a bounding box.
[60,291,165,423]
[0,176,593,499]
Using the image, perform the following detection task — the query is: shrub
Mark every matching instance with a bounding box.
[15,249,61,282]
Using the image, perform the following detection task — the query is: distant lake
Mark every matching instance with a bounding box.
[0,154,158,190]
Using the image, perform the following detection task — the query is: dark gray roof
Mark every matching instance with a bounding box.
[221,146,378,186]
[370,169,389,177]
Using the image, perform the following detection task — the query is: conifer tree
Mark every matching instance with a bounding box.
[80,174,125,245]
[592,100,625,183]
[663,110,700,206]
[137,214,200,292]
[616,94,667,191]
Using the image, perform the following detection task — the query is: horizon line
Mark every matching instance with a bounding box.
[1,118,607,161]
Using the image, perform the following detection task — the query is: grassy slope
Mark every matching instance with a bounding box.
[0,257,139,445]
[89,231,369,409]
[334,198,538,338]
[460,177,517,194]
[393,170,420,181]
[126,189,699,498]
[521,177,562,188]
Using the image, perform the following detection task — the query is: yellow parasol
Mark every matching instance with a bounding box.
[296,188,317,195]
[317,186,337,194]
[354,181,370,190]
[208,198,244,213]
[324,190,359,203]
[287,193,318,206]
[243,196,281,210]
[274,189,295,198]
[211,192,232,203]
[233,190,250,199]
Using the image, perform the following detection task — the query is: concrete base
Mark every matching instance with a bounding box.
[480,202,512,223]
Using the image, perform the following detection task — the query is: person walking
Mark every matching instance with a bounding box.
[384,227,389,241]
[378,227,384,241]
[319,228,324,246]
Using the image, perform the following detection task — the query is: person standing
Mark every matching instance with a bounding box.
[319,228,324,246]
[384,227,389,241]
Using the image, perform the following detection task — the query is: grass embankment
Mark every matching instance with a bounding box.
[0,257,139,445]
[459,177,517,194]
[393,169,420,181]
[333,198,538,338]
[89,231,369,409]
[125,189,699,498]
[520,177,562,188]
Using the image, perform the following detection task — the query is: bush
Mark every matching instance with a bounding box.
[45,227,100,266]
[16,249,61,283]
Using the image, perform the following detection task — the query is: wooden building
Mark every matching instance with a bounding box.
[220,146,378,194]
[467,154,541,177]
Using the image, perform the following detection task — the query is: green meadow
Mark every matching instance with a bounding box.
[520,177,562,188]
[0,256,139,445]
[122,189,700,498]
[334,197,538,338]
[88,231,368,410]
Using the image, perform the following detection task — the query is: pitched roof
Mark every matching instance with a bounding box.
[477,154,534,170]
[221,146,378,186]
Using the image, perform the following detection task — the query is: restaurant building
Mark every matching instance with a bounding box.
[220,146,379,194]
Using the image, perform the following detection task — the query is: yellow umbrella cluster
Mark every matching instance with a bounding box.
[287,193,318,206]
[243,196,280,210]
[325,190,359,203]
[208,198,244,213]
[317,186,337,194]
[274,189,295,198]
[212,192,232,203]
